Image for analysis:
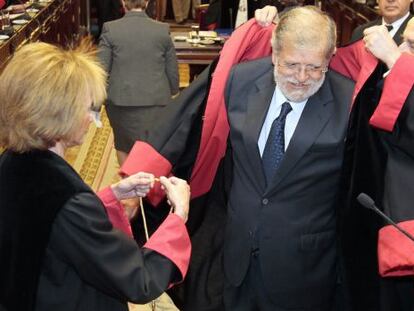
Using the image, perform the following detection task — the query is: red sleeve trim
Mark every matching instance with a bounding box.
[97,187,133,237]
[120,141,172,206]
[378,220,414,277]
[143,213,191,283]
[370,53,414,131]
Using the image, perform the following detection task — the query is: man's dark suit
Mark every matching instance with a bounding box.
[350,14,413,44]
[223,57,355,310]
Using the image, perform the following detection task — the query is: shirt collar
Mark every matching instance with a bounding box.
[382,12,410,31]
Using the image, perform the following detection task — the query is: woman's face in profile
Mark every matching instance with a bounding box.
[65,95,94,148]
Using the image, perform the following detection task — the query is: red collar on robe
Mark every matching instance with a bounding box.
[330,40,414,132]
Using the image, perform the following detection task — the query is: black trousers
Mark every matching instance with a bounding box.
[223,252,333,311]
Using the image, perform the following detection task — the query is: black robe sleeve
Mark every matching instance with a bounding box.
[42,192,187,304]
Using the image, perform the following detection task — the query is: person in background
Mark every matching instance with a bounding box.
[172,0,200,24]
[350,0,412,43]
[0,40,191,311]
[204,0,285,29]
[222,6,354,310]
[98,0,179,165]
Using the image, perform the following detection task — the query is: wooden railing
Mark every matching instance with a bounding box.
[0,0,81,72]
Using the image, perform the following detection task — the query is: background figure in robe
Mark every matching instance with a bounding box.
[222,7,354,310]
[332,20,414,311]
[0,40,191,311]
[98,0,179,165]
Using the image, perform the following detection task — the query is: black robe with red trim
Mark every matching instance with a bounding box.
[0,150,190,311]
[331,41,414,310]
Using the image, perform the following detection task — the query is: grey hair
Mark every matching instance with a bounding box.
[271,6,337,60]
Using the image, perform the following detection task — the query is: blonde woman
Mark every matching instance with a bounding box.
[0,41,191,311]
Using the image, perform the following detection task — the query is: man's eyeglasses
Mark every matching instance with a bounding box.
[277,62,328,77]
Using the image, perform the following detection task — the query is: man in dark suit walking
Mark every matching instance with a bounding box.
[350,0,413,43]
[223,6,354,311]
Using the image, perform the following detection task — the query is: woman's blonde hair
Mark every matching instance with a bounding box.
[0,39,107,152]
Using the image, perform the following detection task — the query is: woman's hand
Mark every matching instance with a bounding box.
[159,176,190,223]
[111,172,155,201]
[255,5,278,27]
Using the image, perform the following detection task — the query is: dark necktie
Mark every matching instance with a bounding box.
[262,102,292,184]
[385,24,393,32]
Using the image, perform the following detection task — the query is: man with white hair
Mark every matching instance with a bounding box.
[256,6,414,309]
[222,6,354,310]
